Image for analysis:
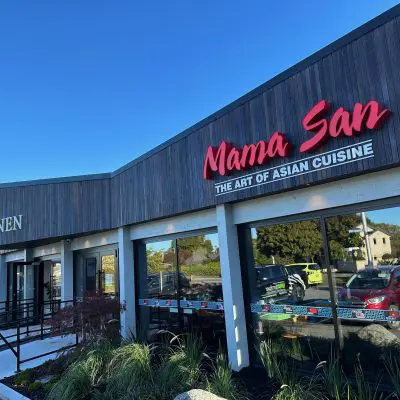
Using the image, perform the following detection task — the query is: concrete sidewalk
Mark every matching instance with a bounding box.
[0,334,75,379]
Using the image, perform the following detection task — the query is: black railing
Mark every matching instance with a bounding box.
[0,299,78,372]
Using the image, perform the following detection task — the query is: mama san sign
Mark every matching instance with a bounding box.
[203,100,391,195]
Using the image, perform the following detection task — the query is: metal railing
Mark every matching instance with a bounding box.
[0,299,78,372]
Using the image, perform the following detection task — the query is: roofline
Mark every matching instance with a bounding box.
[1,3,400,188]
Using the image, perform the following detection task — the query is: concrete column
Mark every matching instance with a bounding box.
[23,249,34,302]
[217,204,249,371]
[0,255,7,312]
[61,240,74,304]
[118,226,136,339]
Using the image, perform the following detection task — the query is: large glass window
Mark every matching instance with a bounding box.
[326,207,400,377]
[138,232,224,344]
[244,204,400,379]
[247,220,335,362]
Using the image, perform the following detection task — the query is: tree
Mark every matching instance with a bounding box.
[256,221,323,264]
[146,249,164,274]
[178,236,213,253]
[326,215,364,263]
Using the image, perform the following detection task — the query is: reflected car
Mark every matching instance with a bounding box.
[337,266,400,313]
[285,263,323,285]
[255,265,307,303]
[147,272,190,296]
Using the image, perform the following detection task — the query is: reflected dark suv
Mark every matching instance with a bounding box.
[255,264,307,303]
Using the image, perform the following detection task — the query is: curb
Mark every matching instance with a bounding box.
[0,384,30,400]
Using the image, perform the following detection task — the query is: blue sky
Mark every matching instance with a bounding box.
[0,1,398,183]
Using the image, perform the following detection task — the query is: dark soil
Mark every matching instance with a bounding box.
[1,355,69,400]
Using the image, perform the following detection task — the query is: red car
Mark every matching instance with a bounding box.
[337,266,400,316]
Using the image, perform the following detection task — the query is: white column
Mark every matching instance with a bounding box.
[61,240,74,304]
[0,255,7,312]
[118,226,136,339]
[217,204,249,371]
[23,249,34,302]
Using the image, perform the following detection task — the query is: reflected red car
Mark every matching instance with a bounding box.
[337,266,400,312]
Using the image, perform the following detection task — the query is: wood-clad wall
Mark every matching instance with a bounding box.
[0,178,111,246]
[111,15,400,226]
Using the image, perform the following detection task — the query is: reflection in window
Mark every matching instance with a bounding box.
[178,233,222,302]
[146,240,176,299]
[248,220,334,364]
[326,206,400,378]
[102,255,116,294]
[51,262,61,300]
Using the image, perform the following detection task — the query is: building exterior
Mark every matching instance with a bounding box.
[2,6,400,371]
[357,224,392,268]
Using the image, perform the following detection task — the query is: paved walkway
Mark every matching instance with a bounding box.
[0,334,75,379]
[0,324,51,342]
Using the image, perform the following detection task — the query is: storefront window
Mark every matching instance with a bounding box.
[247,220,336,362]
[326,207,400,375]
[138,232,224,344]
[178,233,224,342]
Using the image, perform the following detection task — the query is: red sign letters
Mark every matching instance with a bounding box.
[300,100,391,152]
[203,100,391,179]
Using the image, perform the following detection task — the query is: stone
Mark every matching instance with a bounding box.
[174,389,226,400]
[356,324,400,348]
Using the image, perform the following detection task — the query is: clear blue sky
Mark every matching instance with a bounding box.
[0,1,398,183]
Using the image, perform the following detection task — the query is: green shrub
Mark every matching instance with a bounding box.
[206,349,248,400]
[14,369,33,386]
[259,338,296,386]
[47,363,92,400]
[98,342,153,399]
[47,339,114,400]
[384,351,400,398]
[316,349,350,400]
[168,333,206,386]
[353,361,384,400]
[47,334,246,400]
[272,382,326,400]
[27,381,43,393]
[179,262,221,277]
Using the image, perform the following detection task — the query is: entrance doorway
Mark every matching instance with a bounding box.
[74,246,119,298]
[7,261,43,323]
[138,233,225,344]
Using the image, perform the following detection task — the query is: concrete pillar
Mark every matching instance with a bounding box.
[61,240,74,304]
[0,255,7,312]
[118,227,136,339]
[217,204,249,371]
[23,249,34,302]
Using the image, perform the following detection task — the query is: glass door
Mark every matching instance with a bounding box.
[74,246,119,297]
[7,262,42,323]
[100,253,118,295]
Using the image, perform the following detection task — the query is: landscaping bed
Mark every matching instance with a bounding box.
[2,330,400,400]
[1,353,70,400]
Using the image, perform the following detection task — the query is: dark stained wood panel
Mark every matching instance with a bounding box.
[0,178,111,246]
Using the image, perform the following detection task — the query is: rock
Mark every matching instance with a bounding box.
[356,324,400,348]
[174,389,226,400]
